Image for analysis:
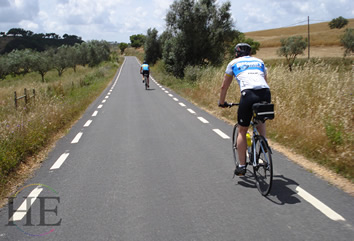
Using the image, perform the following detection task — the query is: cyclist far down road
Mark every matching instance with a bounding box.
[140,60,150,89]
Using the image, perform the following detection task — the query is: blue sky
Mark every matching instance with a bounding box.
[0,0,353,43]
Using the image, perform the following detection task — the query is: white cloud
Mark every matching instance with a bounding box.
[0,0,353,42]
[19,20,39,31]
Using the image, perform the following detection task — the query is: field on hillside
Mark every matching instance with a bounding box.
[253,46,347,59]
[246,18,354,48]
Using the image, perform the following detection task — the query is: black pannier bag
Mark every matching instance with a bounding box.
[252,102,274,121]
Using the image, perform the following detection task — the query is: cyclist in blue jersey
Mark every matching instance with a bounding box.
[140,61,150,88]
[218,43,271,176]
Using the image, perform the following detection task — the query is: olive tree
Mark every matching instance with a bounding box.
[144,28,161,64]
[31,51,53,82]
[340,28,354,57]
[329,16,348,29]
[0,55,9,79]
[277,36,307,71]
[119,43,128,54]
[162,0,233,77]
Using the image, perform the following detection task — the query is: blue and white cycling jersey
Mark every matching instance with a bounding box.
[225,56,269,92]
[141,64,149,71]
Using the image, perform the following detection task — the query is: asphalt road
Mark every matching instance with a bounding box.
[0,56,353,241]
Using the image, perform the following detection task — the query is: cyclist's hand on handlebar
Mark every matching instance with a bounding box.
[218,101,231,108]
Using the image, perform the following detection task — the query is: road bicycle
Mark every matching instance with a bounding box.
[230,102,274,196]
[143,73,149,90]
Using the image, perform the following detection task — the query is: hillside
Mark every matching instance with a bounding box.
[0,35,83,54]
[245,18,354,47]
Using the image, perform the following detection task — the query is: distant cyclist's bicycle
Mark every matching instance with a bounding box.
[230,102,274,196]
[143,73,149,90]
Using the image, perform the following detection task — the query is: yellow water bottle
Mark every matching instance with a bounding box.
[246,132,252,147]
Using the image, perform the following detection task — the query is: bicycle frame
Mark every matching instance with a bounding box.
[249,119,271,166]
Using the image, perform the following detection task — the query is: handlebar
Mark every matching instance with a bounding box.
[219,102,239,108]
[229,103,239,107]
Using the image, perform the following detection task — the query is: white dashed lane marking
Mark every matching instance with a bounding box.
[50,153,70,170]
[84,120,92,127]
[212,129,230,139]
[187,109,196,114]
[71,132,83,144]
[197,117,209,124]
[92,111,98,116]
[9,186,43,222]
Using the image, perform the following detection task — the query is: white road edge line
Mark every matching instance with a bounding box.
[295,186,345,221]
[173,98,179,101]
[213,129,230,139]
[9,186,43,221]
[71,132,83,144]
[50,153,70,170]
[92,111,98,117]
[197,117,209,123]
[98,104,103,109]
[84,120,92,127]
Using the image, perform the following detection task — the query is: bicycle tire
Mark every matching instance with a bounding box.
[253,135,273,196]
[144,76,148,90]
[232,124,240,168]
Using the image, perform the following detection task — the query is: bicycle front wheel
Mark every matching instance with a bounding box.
[253,135,273,196]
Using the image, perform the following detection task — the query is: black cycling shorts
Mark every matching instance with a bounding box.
[238,88,271,127]
[142,70,149,77]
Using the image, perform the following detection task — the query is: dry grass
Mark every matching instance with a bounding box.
[246,18,354,47]
[157,58,353,181]
[0,62,118,187]
[267,60,353,179]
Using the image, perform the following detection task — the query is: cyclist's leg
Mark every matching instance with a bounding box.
[255,88,271,137]
[256,122,266,137]
[237,125,248,166]
[236,90,254,167]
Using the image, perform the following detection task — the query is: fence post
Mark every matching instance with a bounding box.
[24,88,27,105]
[14,91,17,109]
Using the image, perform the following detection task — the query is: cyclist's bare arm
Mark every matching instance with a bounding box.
[219,74,233,105]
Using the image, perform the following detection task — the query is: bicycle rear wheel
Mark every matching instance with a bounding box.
[144,76,148,90]
[253,135,273,196]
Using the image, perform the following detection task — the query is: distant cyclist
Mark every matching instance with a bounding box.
[140,61,150,88]
[218,43,271,176]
